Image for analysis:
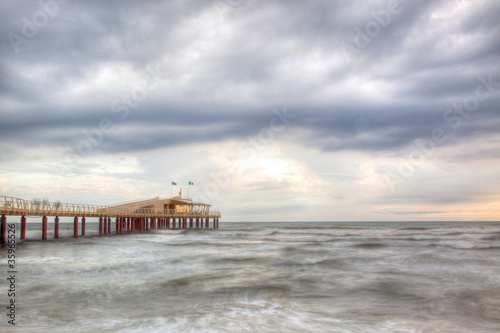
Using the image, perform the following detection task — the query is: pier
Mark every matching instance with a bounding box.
[0,195,220,244]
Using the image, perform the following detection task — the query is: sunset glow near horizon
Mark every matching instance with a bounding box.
[1,0,499,221]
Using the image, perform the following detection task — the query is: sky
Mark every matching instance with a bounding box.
[1,0,499,221]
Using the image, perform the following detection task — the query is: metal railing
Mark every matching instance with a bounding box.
[0,195,221,218]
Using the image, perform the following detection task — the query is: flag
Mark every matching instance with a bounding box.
[189,181,194,185]
[172,182,177,185]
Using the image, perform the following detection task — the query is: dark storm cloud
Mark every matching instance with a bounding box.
[1,0,499,158]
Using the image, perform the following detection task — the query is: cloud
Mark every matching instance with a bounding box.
[0,0,499,221]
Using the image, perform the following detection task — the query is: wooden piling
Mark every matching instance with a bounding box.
[107,217,111,234]
[99,217,103,235]
[21,215,26,240]
[82,217,86,236]
[73,216,78,238]
[42,216,48,240]
[1,215,6,244]
[54,216,59,238]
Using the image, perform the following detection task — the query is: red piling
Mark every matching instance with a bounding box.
[73,216,78,238]
[82,217,86,236]
[189,218,193,229]
[21,215,26,240]
[115,217,119,233]
[152,218,156,230]
[1,215,6,244]
[167,217,170,229]
[54,216,59,238]
[206,218,209,228]
[104,217,107,234]
[108,217,111,234]
[131,218,135,232]
[42,216,48,240]
[139,218,143,233]
[99,217,103,235]
[196,218,199,229]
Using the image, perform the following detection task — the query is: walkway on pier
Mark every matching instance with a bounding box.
[1,195,220,243]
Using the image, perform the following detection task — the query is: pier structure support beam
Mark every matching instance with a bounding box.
[127,217,131,231]
[103,217,107,234]
[139,218,143,233]
[189,218,193,229]
[108,217,111,234]
[213,218,216,229]
[1,215,6,244]
[167,217,170,229]
[116,217,119,233]
[73,216,79,238]
[118,217,122,234]
[82,217,86,236]
[131,218,135,232]
[196,218,199,229]
[21,215,26,240]
[205,218,209,228]
[99,217,103,235]
[54,216,60,238]
[42,216,48,240]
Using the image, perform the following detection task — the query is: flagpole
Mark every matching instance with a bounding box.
[188,183,190,199]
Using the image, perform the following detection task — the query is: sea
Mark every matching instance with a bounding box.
[1,220,500,333]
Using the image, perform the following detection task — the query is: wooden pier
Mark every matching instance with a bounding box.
[0,195,220,244]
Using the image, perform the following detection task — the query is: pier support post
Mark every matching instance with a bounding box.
[73,216,79,238]
[189,218,193,229]
[139,218,143,233]
[116,217,119,233]
[42,216,48,240]
[152,217,156,230]
[213,218,216,229]
[54,216,59,238]
[167,217,170,229]
[99,217,103,235]
[82,217,86,236]
[131,218,135,232]
[205,218,209,228]
[21,215,26,240]
[1,215,6,244]
[196,218,199,229]
[108,217,111,234]
[104,217,108,234]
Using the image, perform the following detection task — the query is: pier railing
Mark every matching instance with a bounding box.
[0,195,221,218]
